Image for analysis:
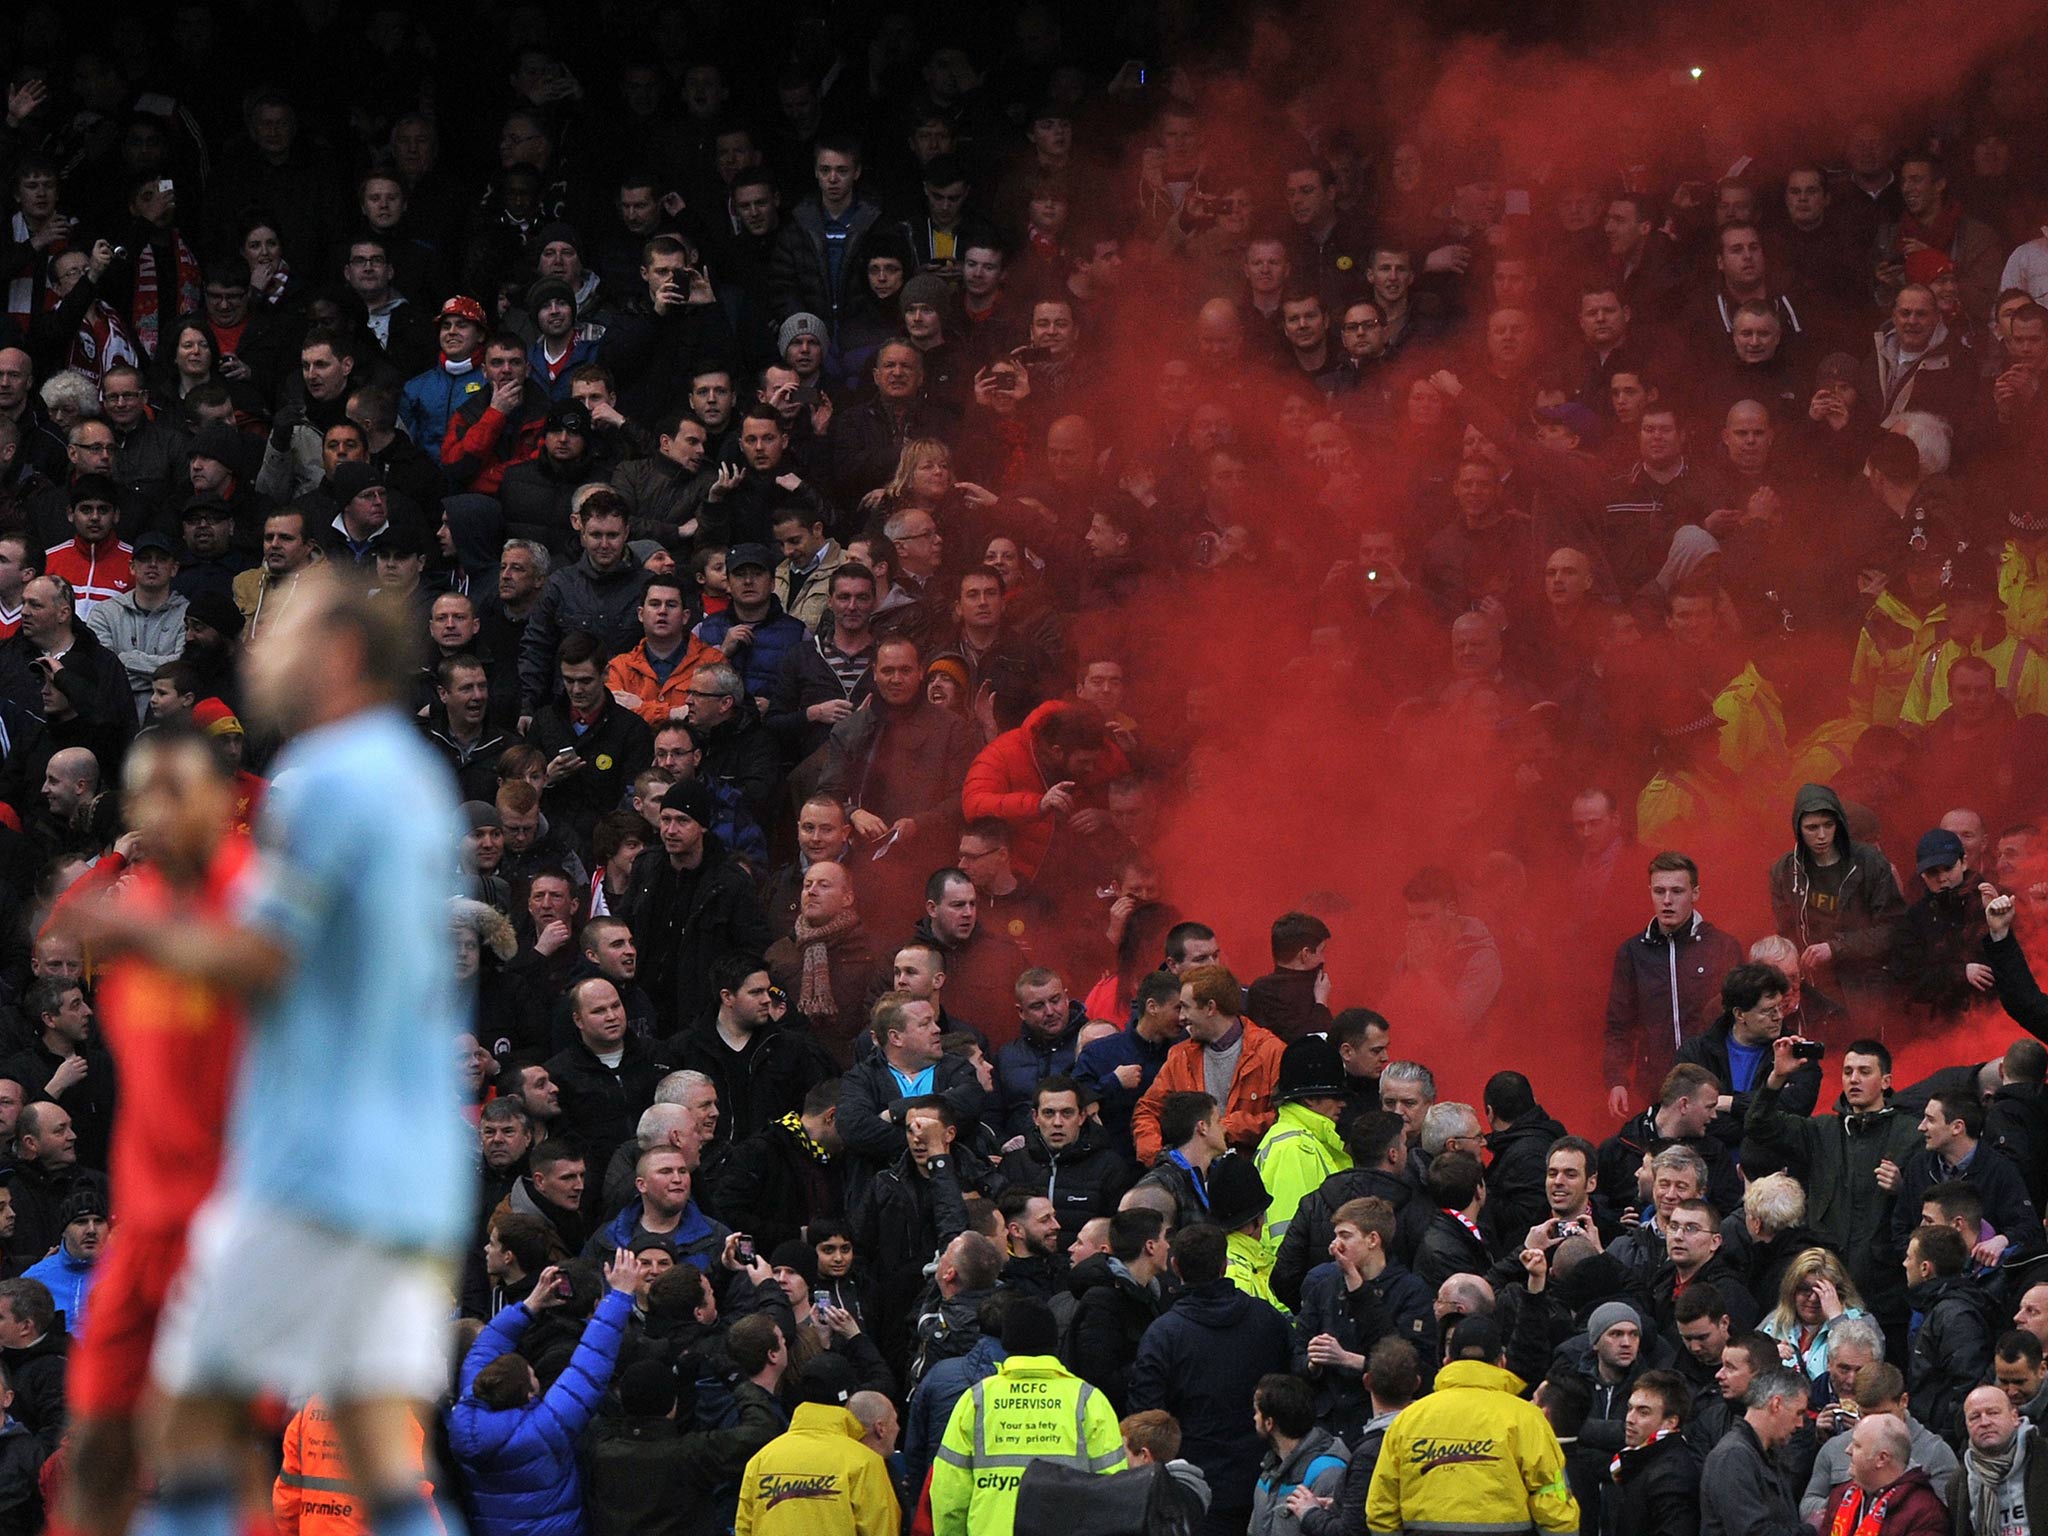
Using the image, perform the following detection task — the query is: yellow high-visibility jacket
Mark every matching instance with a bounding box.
[2001,535,2048,642]
[1366,1360,1580,1536]
[1713,661,1787,774]
[1850,591,1945,724]
[1900,624,2048,722]
[1226,1227,1289,1316]
[930,1354,1125,1536]
[1255,1101,1351,1254]
[734,1403,900,1536]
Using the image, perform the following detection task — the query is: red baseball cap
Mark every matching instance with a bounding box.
[437,295,487,327]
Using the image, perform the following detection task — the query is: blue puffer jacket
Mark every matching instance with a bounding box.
[21,1247,95,1335]
[400,360,488,468]
[902,1334,1005,1494]
[450,1288,633,1536]
[693,597,807,703]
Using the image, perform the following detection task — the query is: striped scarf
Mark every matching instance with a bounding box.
[46,286,138,381]
[792,905,860,1020]
[132,232,201,359]
[1610,1426,1676,1479]
[777,1110,831,1164]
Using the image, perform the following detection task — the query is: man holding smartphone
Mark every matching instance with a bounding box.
[524,629,653,843]
[600,234,735,423]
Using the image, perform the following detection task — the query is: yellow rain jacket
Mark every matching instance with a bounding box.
[1255,1101,1351,1254]
[734,1403,900,1536]
[1366,1359,1580,1536]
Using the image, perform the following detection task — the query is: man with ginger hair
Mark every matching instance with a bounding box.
[1132,965,1283,1163]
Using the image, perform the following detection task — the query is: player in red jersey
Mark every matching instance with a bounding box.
[52,726,249,1536]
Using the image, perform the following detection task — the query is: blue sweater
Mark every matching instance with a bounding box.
[20,1248,93,1335]
[449,1288,633,1536]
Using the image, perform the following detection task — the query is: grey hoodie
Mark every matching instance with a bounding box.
[1249,1427,1349,1536]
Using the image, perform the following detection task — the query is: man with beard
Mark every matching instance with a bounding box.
[171,591,244,714]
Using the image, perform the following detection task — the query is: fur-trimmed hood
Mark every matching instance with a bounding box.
[451,896,518,962]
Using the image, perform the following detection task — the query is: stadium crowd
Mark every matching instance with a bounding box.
[4,3,2048,1535]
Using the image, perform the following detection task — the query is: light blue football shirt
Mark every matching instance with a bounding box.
[229,705,472,1253]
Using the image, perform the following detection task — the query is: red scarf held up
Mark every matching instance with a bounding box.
[43,284,138,381]
[133,233,202,360]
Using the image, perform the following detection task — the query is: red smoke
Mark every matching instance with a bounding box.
[1039,0,2048,1132]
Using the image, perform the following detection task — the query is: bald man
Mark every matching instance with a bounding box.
[2,573,137,726]
[848,1389,899,1458]
[1958,1385,2044,1528]
[1042,415,1096,491]
[41,747,100,822]
[1822,1413,1944,1530]
[765,860,880,1068]
[1517,545,1609,693]
[1435,1272,1495,1324]
[2017,1283,2048,1351]
[1941,809,1988,875]
[0,350,63,481]
[1195,298,1245,366]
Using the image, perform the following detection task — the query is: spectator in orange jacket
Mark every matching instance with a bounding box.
[274,1398,439,1536]
[1132,964,1284,1164]
[603,574,726,729]
[959,701,1130,883]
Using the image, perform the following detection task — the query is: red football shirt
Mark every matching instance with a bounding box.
[92,837,253,1234]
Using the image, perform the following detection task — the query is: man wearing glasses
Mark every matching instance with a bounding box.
[200,263,285,398]
[1649,1197,1761,1335]
[341,235,435,378]
[98,365,189,508]
[20,419,118,552]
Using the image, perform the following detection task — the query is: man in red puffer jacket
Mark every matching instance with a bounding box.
[960,702,1130,884]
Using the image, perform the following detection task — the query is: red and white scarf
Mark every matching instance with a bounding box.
[132,232,202,359]
[1828,1482,1898,1536]
[5,213,53,329]
[1610,1427,1676,1479]
[255,258,294,308]
[43,283,137,381]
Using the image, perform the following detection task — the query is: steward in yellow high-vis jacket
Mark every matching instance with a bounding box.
[930,1336,1126,1536]
[735,1400,900,1536]
[1366,1330,1579,1536]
